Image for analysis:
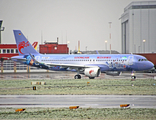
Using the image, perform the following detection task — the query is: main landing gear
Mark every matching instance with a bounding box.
[74,75,95,79]
[74,75,81,79]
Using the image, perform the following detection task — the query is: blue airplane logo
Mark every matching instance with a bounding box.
[11,30,154,79]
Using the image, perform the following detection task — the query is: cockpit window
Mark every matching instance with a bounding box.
[138,59,147,61]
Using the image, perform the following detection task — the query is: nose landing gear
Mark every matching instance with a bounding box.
[131,71,136,80]
[131,76,136,79]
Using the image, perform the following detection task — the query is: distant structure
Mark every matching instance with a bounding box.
[0,44,18,60]
[0,20,5,44]
[73,40,120,54]
[120,1,156,53]
[39,37,69,54]
[73,50,120,54]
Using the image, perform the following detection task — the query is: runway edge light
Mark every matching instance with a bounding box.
[33,86,36,90]
[69,106,79,109]
[87,82,90,85]
[120,104,130,108]
[15,108,25,112]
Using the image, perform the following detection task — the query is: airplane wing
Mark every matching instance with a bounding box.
[11,57,27,62]
[45,63,99,69]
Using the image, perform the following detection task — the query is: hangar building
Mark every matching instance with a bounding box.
[120,1,156,53]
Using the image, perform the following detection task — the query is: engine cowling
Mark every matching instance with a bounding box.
[84,68,101,77]
[105,71,121,76]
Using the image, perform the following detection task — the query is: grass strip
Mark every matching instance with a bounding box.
[0,108,156,120]
[0,79,156,95]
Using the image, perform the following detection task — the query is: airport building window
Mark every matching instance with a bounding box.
[11,49,14,53]
[0,49,18,54]
[7,49,10,53]
[132,5,156,9]
[16,49,18,53]
[3,49,6,53]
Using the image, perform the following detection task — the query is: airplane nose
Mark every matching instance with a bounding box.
[148,61,154,69]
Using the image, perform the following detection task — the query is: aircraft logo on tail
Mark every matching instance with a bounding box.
[18,41,29,54]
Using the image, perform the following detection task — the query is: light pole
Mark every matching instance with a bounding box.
[105,40,107,50]
[67,41,70,54]
[138,46,140,53]
[0,20,5,44]
[109,22,112,54]
[134,44,136,53]
[143,40,146,53]
[86,46,87,54]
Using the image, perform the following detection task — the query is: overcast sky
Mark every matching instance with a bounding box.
[0,0,152,52]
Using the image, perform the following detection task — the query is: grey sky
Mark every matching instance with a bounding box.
[0,0,151,52]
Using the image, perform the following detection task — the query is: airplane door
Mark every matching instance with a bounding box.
[35,56,40,61]
[35,56,40,65]
[128,56,133,65]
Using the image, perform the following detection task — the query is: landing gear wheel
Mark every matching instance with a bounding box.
[89,77,95,79]
[74,75,81,79]
[131,76,136,79]
[131,71,136,80]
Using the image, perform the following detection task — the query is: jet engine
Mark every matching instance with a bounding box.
[84,68,101,78]
[105,71,121,76]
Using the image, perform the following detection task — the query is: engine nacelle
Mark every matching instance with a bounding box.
[105,71,121,76]
[84,68,101,77]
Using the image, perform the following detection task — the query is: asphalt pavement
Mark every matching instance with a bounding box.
[0,95,156,108]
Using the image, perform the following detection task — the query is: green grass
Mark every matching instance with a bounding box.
[0,79,156,95]
[0,108,156,120]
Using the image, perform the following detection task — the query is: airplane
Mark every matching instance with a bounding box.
[11,30,154,79]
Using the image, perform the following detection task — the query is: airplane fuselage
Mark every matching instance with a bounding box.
[12,54,153,72]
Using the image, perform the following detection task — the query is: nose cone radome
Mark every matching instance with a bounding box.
[147,61,154,70]
[137,61,154,71]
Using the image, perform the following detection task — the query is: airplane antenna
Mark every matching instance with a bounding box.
[41,31,43,44]
[96,50,99,54]
[78,41,80,54]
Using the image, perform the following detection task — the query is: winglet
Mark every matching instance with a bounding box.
[96,50,99,54]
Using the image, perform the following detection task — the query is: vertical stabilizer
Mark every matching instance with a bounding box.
[13,30,39,55]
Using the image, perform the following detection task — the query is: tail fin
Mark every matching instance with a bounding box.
[13,30,39,55]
